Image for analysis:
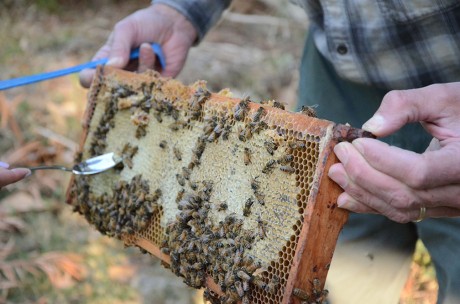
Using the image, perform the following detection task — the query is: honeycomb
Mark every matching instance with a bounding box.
[67,66,372,304]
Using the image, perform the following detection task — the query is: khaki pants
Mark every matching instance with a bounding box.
[326,236,413,303]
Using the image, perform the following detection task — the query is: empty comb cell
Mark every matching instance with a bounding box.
[66,66,373,304]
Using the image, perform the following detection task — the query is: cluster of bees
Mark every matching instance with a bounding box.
[72,174,161,239]
[158,95,309,304]
[89,86,121,156]
[162,184,280,304]
[120,143,138,169]
[75,76,325,303]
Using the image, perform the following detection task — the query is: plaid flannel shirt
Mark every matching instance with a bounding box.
[155,0,460,90]
[153,0,231,42]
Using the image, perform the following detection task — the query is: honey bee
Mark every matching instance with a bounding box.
[190,155,200,168]
[160,238,168,248]
[293,288,310,301]
[135,125,147,138]
[190,87,211,111]
[161,246,170,255]
[123,157,134,169]
[245,260,262,274]
[244,147,252,165]
[272,101,285,110]
[262,159,276,174]
[162,99,174,113]
[238,126,247,142]
[237,270,252,282]
[235,281,245,297]
[300,105,318,118]
[203,123,215,136]
[234,96,250,121]
[207,131,217,142]
[171,108,180,120]
[221,125,232,140]
[264,139,276,155]
[266,275,280,294]
[203,180,214,193]
[223,291,240,304]
[169,120,186,131]
[213,123,223,136]
[193,137,206,158]
[173,147,182,161]
[280,165,295,174]
[145,188,161,202]
[242,296,250,304]
[252,120,269,134]
[176,173,186,186]
[253,276,267,290]
[278,154,293,164]
[131,109,150,126]
[243,198,254,217]
[257,216,267,239]
[159,140,167,149]
[217,202,228,211]
[203,289,220,304]
[153,111,163,123]
[188,262,203,271]
[244,126,253,140]
[243,280,250,292]
[253,106,266,122]
[224,270,235,286]
[250,177,260,191]
[189,181,198,190]
[254,192,265,206]
[182,167,191,180]
[289,140,306,149]
[312,278,321,292]
[175,188,185,203]
[135,192,145,204]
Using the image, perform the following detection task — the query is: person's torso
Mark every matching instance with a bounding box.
[292,0,460,89]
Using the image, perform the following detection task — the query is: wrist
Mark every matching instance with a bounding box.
[151,0,230,43]
[150,3,198,45]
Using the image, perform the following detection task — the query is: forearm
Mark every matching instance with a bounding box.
[152,0,232,42]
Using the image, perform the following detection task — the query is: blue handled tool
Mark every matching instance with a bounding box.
[0,43,165,91]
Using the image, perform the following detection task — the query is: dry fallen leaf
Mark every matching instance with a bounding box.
[108,264,137,284]
[0,191,43,214]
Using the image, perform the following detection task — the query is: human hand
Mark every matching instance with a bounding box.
[328,82,460,223]
[80,4,197,88]
[0,162,31,188]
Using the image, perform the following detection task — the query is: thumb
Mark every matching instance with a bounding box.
[107,22,136,68]
[0,168,31,188]
[362,84,454,137]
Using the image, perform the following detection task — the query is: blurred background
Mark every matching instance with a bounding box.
[0,0,437,303]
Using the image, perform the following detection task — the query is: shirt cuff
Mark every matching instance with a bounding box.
[152,0,232,43]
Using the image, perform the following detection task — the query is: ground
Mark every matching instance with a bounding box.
[0,1,437,303]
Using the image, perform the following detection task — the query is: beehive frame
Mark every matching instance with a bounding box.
[67,66,371,304]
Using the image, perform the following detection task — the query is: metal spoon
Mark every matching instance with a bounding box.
[26,152,121,175]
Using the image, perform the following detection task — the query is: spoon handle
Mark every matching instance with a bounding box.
[28,165,73,172]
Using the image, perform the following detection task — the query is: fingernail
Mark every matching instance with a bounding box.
[337,194,352,209]
[362,114,385,133]
[334,142,349,164]
[328,165,348,189]
[352,139,365,154]
[0,161,9,168]
[12,168,32,178]
[107,57,124,67]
